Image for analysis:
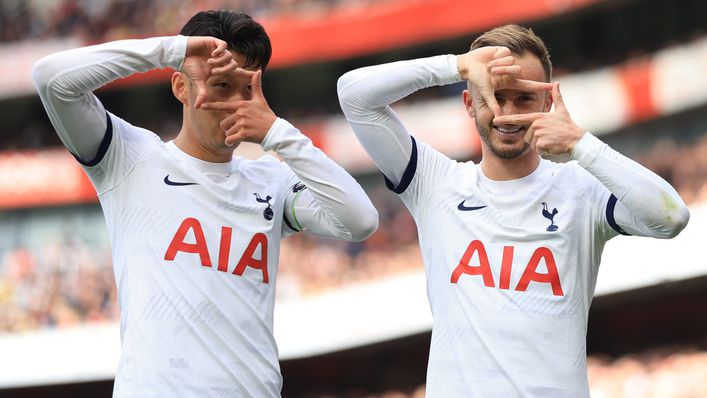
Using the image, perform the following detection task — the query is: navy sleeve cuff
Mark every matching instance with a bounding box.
[606,194,631,236]
[384,135,418,194]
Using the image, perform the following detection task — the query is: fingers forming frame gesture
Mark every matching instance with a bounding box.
[183,37,277,146]
[493,82,585,156]
[459,46,554,116]
[183,37,241,109]
[200,70,277,146]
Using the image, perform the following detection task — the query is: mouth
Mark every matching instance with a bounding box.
[492,124,526,137]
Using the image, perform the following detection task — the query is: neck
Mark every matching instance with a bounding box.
[173,131,234,163]
[480,149,541,181]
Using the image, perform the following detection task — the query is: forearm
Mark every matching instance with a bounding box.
[262,118,378,241]
[337,54,461,118]
[337,55,460,185]
[572,132,690,238]
[32,36,186,161]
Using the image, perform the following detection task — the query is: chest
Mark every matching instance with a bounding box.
[122,158,286,226]
[106,158,288,284]
[419,178,592,298]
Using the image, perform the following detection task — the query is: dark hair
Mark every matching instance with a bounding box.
[180,10,272,71]
[471,24,552,82]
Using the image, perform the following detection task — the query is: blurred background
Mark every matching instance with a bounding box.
[1,0,706,397]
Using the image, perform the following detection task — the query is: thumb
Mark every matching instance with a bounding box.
[478,84,501,117]
[251,70,265,100]
[552,82,566,113]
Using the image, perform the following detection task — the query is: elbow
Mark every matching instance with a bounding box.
[336,72,361,114]
[347,205,379,242]
[31,57,53,92]
[337,71,381,120]
[336,74,352,109]
[32,55,68,96]
[662,205,690,239]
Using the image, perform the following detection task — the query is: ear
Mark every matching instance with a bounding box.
[462,89,475,118]
[171,72,188,105]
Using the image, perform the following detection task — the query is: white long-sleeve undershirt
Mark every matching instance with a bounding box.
[33,35,377,241]
[337,54,689,239]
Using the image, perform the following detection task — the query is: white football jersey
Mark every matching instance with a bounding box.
[392,138,622,397]
[83,112,302,397]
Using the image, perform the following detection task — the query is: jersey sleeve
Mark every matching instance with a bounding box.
[572,132,690,240]
[278,167,306,238]
[82,112,162,194]
[32,36,186,191]
[337,54,462,188]
[262,118,378,241]
[390,137,457,222]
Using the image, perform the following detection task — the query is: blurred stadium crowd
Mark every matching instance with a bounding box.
[0,0,397,43]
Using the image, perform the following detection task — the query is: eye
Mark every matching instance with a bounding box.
[213,81,230,89]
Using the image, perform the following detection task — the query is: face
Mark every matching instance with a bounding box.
[463,53,551,160]
[172,51,255,153]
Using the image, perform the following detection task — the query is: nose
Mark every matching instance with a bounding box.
[500,101,517,116]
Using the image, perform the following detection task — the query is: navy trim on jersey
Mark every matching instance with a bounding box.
[607,194,631,236]
[75,111,113,167]
[384,135,417,194]
[283,215,301,232]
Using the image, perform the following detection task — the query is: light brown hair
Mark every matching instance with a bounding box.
[471,24,552,82]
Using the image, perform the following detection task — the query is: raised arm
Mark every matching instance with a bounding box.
[32,36,238,163]
[32,36,188,162]
[265,119,378,241]
[200,71,378,241]
[573,131,689,238]
[336,54,462,186]
[495,83,690,238]
[337,47,551,186]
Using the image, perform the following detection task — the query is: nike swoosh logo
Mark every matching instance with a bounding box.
[164,175,198,186]
[457,201,487,211]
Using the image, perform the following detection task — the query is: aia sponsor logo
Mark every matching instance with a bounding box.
[164,217,270,283]
[451,240,563,296]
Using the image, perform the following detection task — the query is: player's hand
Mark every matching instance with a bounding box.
[199,70,277,146]
[182,37,239,109]
[457,46,553,116]
[492,82,584,155]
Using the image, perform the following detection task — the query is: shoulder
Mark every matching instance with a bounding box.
[414,139,461,173]
[237,153,293,178]
[553,159,596,185]
[107,111,162,144]
[546,159,604,202]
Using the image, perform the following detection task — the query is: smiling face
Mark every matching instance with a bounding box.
[172,51,255,160]
[463,53,552,160]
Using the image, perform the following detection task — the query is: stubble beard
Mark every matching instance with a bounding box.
[476,120,530,160]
